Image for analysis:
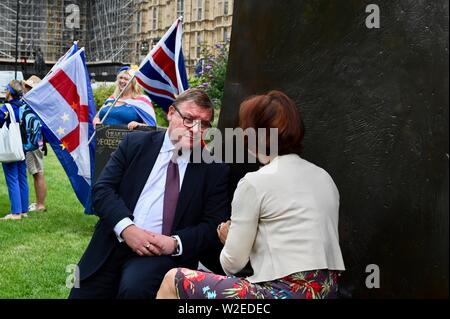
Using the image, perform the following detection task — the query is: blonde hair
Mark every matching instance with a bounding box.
[113,69,143,99]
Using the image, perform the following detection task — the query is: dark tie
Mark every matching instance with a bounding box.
[162,153,180,235]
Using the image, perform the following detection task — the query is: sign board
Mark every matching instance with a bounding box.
[94,124,159,181]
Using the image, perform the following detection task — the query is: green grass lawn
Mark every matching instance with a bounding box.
[0,148,98,298]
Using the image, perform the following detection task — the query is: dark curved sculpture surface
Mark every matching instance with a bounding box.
[219,0,449,298]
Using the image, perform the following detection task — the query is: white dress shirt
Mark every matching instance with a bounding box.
[113,131,190,255]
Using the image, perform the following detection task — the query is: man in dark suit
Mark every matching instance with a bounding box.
[69,89,230,299]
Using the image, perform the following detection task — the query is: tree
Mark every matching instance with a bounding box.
[192,43,229,109]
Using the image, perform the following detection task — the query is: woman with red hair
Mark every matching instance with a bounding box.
[157,90,345,299]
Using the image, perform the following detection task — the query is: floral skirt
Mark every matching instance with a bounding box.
[175,268,340,299]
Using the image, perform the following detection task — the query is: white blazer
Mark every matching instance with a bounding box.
[220,154,345,283]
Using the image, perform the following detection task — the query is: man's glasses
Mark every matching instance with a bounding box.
[173,105,211,129]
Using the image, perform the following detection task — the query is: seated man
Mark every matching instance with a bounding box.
[69,89,230,299]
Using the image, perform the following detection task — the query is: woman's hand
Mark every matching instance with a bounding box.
[217,220,231,245]
[127,121,142,130]
[93,116,101,126]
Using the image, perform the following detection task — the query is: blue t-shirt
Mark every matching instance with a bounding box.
[98,103,143,126]
[0,98,23,127]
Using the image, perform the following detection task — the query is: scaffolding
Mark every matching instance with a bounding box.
[88,0,136,63]
[0,0,88,63]
[0,0,135,65]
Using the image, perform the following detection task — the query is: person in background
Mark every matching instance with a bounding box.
[157,90,345,299]
[22,75,47,213]
[0,80,29,221]
[93,66,156,129]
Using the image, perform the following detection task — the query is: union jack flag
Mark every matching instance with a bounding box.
[135,17,189,112]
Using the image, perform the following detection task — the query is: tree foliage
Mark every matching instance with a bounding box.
[193,43,229,110]
[92,84,114,111]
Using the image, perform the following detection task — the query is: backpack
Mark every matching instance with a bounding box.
[18,104,43,153]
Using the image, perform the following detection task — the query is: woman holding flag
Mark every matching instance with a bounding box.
[93,66,157,129]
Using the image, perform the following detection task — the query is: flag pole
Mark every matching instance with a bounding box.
[43,40,79,79]
[86,73,136,145]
